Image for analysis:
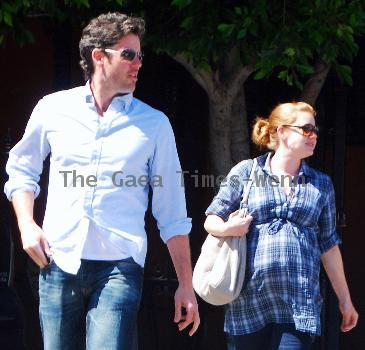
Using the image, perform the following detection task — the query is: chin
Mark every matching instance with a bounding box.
[118,84,136,94]
[121,88,135,94]
[303,150,315,159]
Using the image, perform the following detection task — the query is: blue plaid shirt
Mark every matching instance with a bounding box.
[205,152,341,335]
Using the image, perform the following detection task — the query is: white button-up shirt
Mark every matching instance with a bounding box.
[4,83,192,274]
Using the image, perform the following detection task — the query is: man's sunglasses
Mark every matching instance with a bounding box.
[104,48,144,62]
[282,124,319,137]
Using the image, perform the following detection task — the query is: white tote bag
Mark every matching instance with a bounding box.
[192,159,257,305]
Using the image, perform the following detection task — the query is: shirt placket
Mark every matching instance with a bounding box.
[83,117,109,216]
[269,175,288,219]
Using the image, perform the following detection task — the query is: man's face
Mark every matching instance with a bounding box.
[101,33,142,94]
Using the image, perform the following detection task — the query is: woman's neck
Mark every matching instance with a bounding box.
[270,149,301,176]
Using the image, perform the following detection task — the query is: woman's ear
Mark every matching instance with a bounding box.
[276,125,285,139]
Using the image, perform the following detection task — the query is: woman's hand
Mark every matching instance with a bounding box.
[339,299,359,332]
[204,212,253,238]
[321,245,359,332]
[225,210,253,236]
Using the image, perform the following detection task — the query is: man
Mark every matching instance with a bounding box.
[4,12,199,349]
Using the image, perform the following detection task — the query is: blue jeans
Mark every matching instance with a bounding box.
[39,257,143,350]
[226,323,314,350]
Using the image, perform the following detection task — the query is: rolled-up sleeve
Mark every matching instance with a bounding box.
[205,161,250,222]
[149,116,192,243]
[4,99,50,200]
[318,178,342,253]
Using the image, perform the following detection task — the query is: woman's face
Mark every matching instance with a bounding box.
[279,111,317,159]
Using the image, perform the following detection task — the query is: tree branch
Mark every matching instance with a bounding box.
[222,45,240,80]
[173,53,215,97]
[300,59,331,106]
[227,64,255,102]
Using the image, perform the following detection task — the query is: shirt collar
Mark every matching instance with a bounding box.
[257,151,314,178]
[83,81,133,113]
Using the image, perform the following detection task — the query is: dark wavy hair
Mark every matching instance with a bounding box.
[79,12,145,80]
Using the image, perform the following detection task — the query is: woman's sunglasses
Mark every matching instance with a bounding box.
[104,48,144,62]
[282,124,319,137]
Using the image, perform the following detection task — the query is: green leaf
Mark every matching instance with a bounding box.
[350,13,358,27]
[284,47,295,57]
[294,79,304,90]
[197,61,212,73]
[234,7,242,16]
[303,48,313,58]
[336,64,353,85]
[278,70,287,80]
[180,16,193,29]
[2,2,15,13]
[3,12,13,27]
[171,0,191,9]
[312,32,324,46]
[237,28,246,39]
[254,68,269,80]
[217,23,235,37]
[286,73,293,86]
[296,64,314,75]
[74,0,90,8]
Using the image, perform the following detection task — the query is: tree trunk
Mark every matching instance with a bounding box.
[230,85,250,163]
[300,59,331,106]
[172,54,253,177]
[208,98,233,177]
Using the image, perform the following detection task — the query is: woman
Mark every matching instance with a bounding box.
[204,102,358,349]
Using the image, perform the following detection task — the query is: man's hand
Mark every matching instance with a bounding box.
[19,220,50,268]
[174,285,200,336]
[340,299,359,332]
[12,191,50,268]
[166,235,200,336]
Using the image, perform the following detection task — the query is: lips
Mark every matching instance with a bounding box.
[129,74,138,82]
[306,142,316,148]
[129,71,138,79]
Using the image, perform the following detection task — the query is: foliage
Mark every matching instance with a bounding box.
[1,0,364,87]
[0,0,125,46]
[142,0,365,88]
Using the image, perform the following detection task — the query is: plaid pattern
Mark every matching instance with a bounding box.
[205,152,341,335]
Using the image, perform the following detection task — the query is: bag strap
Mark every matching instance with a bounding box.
[240,158,257,210]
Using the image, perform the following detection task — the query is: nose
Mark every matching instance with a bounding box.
[308,132,318,142]
[310,131,318,139]
[131,57,142,69]
[130,52,143,66]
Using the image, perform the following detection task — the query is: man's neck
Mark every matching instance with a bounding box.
[90,79,114,116]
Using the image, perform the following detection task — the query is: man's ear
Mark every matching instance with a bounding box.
[91,48,105,65]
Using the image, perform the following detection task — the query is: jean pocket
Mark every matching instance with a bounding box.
[115,257,144,278]
[40,255,55,271]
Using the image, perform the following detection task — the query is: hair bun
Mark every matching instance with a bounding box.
[252,117,271,147]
